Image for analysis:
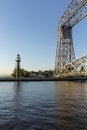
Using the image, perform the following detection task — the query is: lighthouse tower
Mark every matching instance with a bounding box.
[16,54,21,78]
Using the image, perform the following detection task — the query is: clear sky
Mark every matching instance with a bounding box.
[0,0,87,75]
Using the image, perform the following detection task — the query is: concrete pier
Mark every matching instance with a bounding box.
[0,76,87,82]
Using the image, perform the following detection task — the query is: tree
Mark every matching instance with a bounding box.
[11,68,29,78]
[21,69,29,77]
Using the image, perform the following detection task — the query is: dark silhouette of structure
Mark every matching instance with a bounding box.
[16,54,21,78]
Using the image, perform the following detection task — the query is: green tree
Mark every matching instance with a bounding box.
[21,69,29,77]
[11,68,29,78]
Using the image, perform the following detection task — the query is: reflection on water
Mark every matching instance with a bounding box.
[0,81,87,129]
[13,82,21,120]
[55,81,87,129]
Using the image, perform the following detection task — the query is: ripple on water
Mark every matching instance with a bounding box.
[0,81,87,129]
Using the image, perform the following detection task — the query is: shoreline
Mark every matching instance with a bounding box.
[0,77,87,82]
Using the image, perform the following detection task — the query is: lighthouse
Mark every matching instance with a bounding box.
[16,54,21,78]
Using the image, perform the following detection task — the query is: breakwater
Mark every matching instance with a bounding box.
[0,76,87,81]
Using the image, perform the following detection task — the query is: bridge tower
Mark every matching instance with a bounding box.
[16,54,21,78]
[55,0,87,77]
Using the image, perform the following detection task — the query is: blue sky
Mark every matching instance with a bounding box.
[0,0,87,75]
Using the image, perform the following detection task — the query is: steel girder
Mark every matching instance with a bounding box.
[61,0,87,27]
[63,54,87,74]
[55,0,87,77]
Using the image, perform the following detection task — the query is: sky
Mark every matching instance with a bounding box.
[0,0,87,75]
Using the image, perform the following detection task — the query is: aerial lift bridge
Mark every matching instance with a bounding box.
[55,0,87,77]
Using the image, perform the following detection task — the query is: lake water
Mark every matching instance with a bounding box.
[0,81,87,130]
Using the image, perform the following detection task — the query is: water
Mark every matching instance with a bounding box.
[0,81,87,129]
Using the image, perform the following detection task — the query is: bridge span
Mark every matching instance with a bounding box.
[55,0,87,78]
[57,54,87,78]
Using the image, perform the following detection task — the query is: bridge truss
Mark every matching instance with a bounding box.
[59,54,87,77]
[55,0,87,77]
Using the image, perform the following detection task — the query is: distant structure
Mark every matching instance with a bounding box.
[16,54,21,78]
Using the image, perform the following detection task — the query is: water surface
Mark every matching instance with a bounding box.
[0,81,87,129]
